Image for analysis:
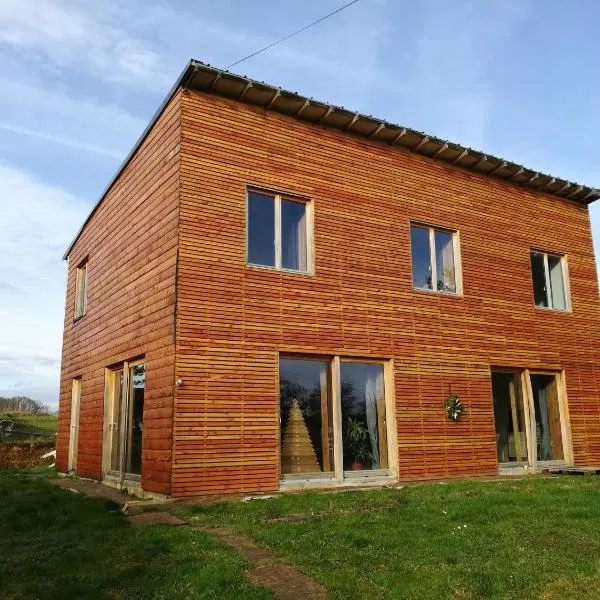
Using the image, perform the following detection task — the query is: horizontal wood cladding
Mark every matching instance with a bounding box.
[56,93,181,494]
[173,89,600,497]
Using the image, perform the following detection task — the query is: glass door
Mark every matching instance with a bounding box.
[103,360,145,481]
[491,369,568,469]
[341,362,388,473]
[491,371,528,464]
[279,356,392,483]
[530,374,564,462]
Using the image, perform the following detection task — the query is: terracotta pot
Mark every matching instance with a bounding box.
[351,462,363,471]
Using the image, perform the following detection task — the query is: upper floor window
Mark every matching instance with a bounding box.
[247,189,311,273]
[74,260,88,320]
[410,223,460,294]
[530,250,569,311]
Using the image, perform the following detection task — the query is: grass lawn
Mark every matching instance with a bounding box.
[0,413,57,438]
[177,477,600,600]
[0,470,273,600]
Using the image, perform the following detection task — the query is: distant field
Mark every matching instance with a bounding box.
[0,413,57,440]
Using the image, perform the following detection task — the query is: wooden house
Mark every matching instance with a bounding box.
[56,60,600,497]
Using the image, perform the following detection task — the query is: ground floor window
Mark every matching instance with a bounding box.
[279,355,394,482]
[103,359,145,481]
[491,368,570,468]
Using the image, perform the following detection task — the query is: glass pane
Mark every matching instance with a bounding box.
[108,369,124,472]
[248,191,275,266]
[280,358,332,477]
[341,362,387,471]
[281,199,307,271]
[125,363,145,475]
[411,226,432,289]
[530,252,548,307]
[531,374,564,462]
[548,255,566,310]
[434,230,456,293]
[492,372,528,463]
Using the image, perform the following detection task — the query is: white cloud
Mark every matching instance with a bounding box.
[0,0,170,89]
[0,78,146,157]
[0,164,89,407]
[409,0,533,149]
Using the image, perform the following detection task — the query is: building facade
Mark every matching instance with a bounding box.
[56,60,600,497]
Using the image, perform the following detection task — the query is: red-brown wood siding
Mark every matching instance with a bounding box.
[56,93,181,494]
[173,88,600,497]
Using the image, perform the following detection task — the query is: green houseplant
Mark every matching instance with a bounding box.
[345,417,371,470]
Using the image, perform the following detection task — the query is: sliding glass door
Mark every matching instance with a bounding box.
[491,369,568,468]
[103,360,145,481]
[279,355,393,482]
[340,362,388,472]
[491,371,528,464]
[531,374,564,462]
[279,357,333,478]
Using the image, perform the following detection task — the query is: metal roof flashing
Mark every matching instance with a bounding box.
[63,59,599,259]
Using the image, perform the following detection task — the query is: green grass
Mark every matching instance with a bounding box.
[177,478,600,600]
[0,471,273,600]
[0,413,57,441]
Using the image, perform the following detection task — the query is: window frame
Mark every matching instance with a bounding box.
[530,249,571,312]
[409,222,462,296]
[102,357,145,483]
[278,353,398,486]
[246,187,314,275]
[73,258,88,321]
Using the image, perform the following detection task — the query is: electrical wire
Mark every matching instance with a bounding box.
[226,0,362,69]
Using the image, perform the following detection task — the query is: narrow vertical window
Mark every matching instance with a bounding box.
[247,188,311,273]
[410,224,460,294]
[530,250,569,311]
[74,260,88,319]
[68,377,82,471]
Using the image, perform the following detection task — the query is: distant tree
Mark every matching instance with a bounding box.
[0,396,45,414]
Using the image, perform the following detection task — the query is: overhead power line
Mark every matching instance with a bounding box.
[226,0,362,69]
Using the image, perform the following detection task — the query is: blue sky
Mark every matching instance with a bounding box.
[1,0,599,408]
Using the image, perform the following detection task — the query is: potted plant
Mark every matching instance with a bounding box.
[345,417,371,470]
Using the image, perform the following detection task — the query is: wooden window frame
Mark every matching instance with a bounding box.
[410,222,462,296]
[68,377,82,472]
[530,249,571,312]
[102,358,145,483]
[246,187,314,275]
[73,259,88,321]
[492,367,573,471]
[278,353,398,486]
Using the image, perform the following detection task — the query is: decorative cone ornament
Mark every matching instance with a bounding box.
[281,398,320,474]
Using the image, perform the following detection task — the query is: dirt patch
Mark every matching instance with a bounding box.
[204,527,327,599]
[50,477,130,505]
[129,512,186,527]
[0,441,54,469]
[249,563,327,600]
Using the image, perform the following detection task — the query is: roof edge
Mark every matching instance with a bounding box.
[63,58,600,259]
[62,60,197,260]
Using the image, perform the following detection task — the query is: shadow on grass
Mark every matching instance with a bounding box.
[0,471,274,600]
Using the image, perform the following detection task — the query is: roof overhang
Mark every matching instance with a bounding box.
[63,59,600,259]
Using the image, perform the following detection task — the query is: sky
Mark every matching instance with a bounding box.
[1,0,599,409]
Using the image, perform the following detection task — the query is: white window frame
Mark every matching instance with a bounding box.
[531,249,571,312]
[246,187,314,275]
[74,260,88,320]
[410,222,462,295]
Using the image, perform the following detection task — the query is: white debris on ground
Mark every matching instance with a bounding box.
[41,449,56,468]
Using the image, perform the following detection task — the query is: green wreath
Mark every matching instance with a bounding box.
[445,394,464,421]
